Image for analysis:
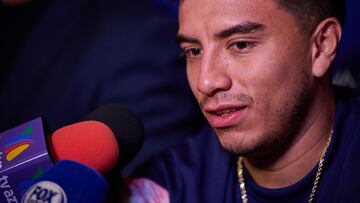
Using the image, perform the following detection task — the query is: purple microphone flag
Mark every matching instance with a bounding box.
[0,117,53,202]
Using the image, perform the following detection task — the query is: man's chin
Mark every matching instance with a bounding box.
[219,138,252,155]
[215,129,256,156]
[215,129,280,159]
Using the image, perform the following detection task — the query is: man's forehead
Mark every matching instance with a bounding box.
[179,0,279,23]
[179,0,276,10]
[178,0,279,34]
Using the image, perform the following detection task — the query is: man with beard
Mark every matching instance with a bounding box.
[128,0,360,202]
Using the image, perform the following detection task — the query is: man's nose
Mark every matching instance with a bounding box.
[197,51,232,96]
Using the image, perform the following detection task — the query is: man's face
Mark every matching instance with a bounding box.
[178,0,317,156]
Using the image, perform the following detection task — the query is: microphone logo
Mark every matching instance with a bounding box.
[1,125,34,162]
[21,181,67,203]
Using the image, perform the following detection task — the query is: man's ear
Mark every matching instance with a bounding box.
[311,18,342,78]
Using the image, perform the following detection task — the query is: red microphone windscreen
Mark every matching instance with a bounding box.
[50,120,119,174]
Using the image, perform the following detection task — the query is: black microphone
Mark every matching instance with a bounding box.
[84,104,145,170]
[84,104,145,202]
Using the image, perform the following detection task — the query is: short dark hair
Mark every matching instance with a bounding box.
[275,0,346,34]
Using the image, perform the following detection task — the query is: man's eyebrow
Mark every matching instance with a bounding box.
[176,34,200,45]
[215,22,265,40]
[175,22,264,45]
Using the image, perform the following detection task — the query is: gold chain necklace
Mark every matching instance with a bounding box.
[237,130,333,203]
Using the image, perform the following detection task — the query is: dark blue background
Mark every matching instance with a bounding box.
[0,0,358,173]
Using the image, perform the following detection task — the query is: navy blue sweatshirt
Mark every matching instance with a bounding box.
[136,87,360,202]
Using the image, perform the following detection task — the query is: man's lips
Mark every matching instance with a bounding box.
[203,104,248,128]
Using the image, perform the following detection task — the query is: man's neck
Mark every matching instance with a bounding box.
[243,83,335,189]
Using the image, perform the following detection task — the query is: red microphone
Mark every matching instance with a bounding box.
[50,120,119,174]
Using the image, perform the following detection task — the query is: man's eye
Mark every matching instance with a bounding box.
[183,48,203,58]
[229,41,256,53]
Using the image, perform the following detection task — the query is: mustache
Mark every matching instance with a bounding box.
[199,93,254,109]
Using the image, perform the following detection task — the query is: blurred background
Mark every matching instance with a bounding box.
[0,0,205,174]
[0,0,358,174]
[331,0,359,88]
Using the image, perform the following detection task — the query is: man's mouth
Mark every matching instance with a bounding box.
[204,105,248,128]
[212,108,240,116]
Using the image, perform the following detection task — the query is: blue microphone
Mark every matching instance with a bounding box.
[21,160,108,203]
